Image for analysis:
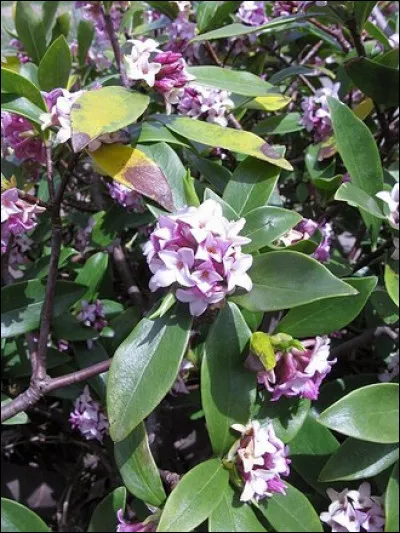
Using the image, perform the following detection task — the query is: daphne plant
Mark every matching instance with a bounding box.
[1,1,399,533]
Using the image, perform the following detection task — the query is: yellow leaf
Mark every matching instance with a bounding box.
[1,56,20,72]
[71,87,150,152]
[246,94,291,112]
[90,143,174,211]
[250,332,276,371]
[354,98,374,120]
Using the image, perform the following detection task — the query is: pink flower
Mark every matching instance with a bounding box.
[379,351,399,382]
[40,89,85,145]
[230,421,290,502]
[116,510,157,532]
[237,1,268,26]
[106,181,145,211]
[257,336,335,401]
[144,199,253,316]
[300,79,340,143]
[165,14,200,62]
[69,386,109,442]
[376,183,399,230]
[153,51,195,111]
[176,85,234,127]
[321,483,385,533]
[77,300,108,332]
[9,38,31,63]
[75,1,129,44]
[279,218,332,263]
[1,112,46,164]
[272,1,302,17]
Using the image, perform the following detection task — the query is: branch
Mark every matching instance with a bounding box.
[102,5,129,87]
[310,18,352,53]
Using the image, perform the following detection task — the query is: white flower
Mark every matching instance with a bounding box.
[376,183,399,229]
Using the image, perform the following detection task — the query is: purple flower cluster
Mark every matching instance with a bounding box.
[116,510,157,533]
[257,336,335,401]
[77,300,108,332]
[75,1,129,44]
[280,218,333,263]
[9,38,30,64]
[69,385,109,442]
[230,421,291,502]
[301,79,340,143]
[176,85,234,127]
[1,112,46,164]
[106,181,145,211]
[165,13,200,63]
[1,188,45,254]
[144,199,253,317]
[40,88,84,145]
[379,351,399,383]
[272,1,302,17]
[237,1,268,26]
[320,483,385,533]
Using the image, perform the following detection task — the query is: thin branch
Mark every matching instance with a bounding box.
[45,141,55,201]
[310,18,352,53]
[300,40,324,65]
[102,5,129,87]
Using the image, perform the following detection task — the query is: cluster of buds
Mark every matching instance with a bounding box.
[279,218,333,263]
[106,181,145,211]
[69,385,109,442]
[123,39,194,111]
[176,85,235,127]
[40,88,84,145]
[237,1,268,26]
[246,332,335,401]
[77,300,108,332]
[9,38,30,64]
[165,4,200,63]
[300,79,340,143]
[1,112,46,165]
[1,188,45,254]
[116,510,158,532]
[144,199,253,317]
[320,483,385,533]
[229,421,291,502]
[75,1,129,44]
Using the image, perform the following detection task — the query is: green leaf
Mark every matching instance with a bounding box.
[157,116,293,170]
[102,306,141,355]
[209,484,266,532]
[187,152,232,194]
[305,143,336,182]
[42,1,60,36]
[1,280,86,339]
[134,122,190,148]
[201,303,255,455]
[318,383,399,443]
[1,68,47,110]
[1,498,50,532]
[335,182,385,219]
[243,94,291,112]
[15,1,47,64]
[115,423,166,506]
[186,66,273,97]
[74,340,109,400]
[196,2,220,33]
[1,394,29,425]
[385,264,399,307]
[355,1,377,29]
[157,459,229,533]
[345,57,399,107]
[385,462,399,532]
[253,113,305,135]
[107,305,192,442]
[316,374,378,415]
[1,94,44,126]
[52,314,98,341]
[140,143,186,210]
[256,397,311,444]
[242,207,302,253]
[75,252,109,301]
[145,1,178,19]
[38,36,72,91]
[319,439,399,482]
[77,19,95,67]
[259,482,323,532]
[290,416,340,494]
[223,157,281,215]
[71,87,150,152]
[275,277,377,338]
[328,96,384,238]
[51,13,71,41]
[232,251,358,313]
[88,487,127,533]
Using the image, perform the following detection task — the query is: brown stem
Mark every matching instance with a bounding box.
[17,190,48,209]
[102,6,129,87]
[46,142,55,201]
[112,244,145,308]
[300,40,324,65]
[45,360,111,392]
[264,44,316,94]
[310,18,352,53]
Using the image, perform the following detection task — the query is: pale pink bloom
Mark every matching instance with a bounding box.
[40,89,85,144]
[376,183,399,229]
[123,39,162,86]
[279,218,332,263]
[69,386,109,442]
[77,300,108,332]
[177,85,234,127]
[75,1,129,44]
[237,1,268,26]
[300,78,340,143]
[1,112,46,164]
[106,181,145,211]
[165,14,200,62]
[272,1,302,17]
[379,351,399,382]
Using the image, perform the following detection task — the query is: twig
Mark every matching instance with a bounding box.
[310,18,351,53]
[45,142,55,201]
[264,44,316,94]
[112,244,145,308]
[300,40,324,65]
[102,5,129,87]
[332,326,398,358]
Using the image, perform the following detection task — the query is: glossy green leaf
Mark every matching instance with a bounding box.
[305,144,336,182]
[244,94,291,112]
[38,36,71,91]
[1,68,47,110]
[51,13,71,41]
[157,459,229,533]
[108,305,192,442]
[74,340,109,400]
[385,462,399,532]
[242,207,302,253]
[316,374,378,415]
[319,383,399,443]
[1,94,44,126]
[201,303,254,455]
[134,122,190,148]
[15,1,47,64]
[187,66,273,96]
[78,19,95,67]
[223,157,281,215]
[71,87,150,152]
[355,1,377,29]
[75,252,109,301]
[187,153,232,194]
[259,482,323,532]
[115,423,166,506]
[42,1,59,35]
[232,251,358,312]
[335,182,385,220]
[1,498,50,532]
[157,116,293,170]
[319,439,399,482]
[256,396,311,444]
[3,345,70,378]
[102,307,141,355]
[1,394,29,425]
[196,2,220,33]
[88,487,127,533]
[52,314,98,341]
[253,113,304,135]
[209,483,266,532]
[385,265,399,307]
[345,57,399,107]
[276,277,377,337]
[290,416,340,494]
[146,1,178,19]
[1,280,86,338]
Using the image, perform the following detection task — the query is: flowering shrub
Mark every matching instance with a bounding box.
[0,1,399,533]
